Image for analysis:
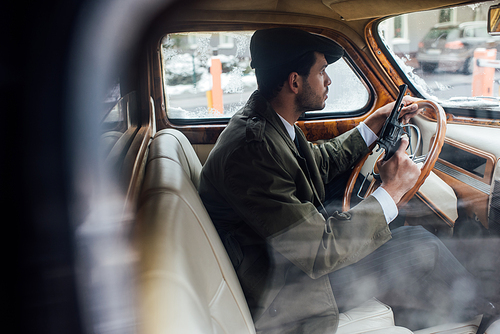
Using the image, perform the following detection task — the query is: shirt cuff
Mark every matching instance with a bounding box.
[371,187,398,224]
[356,122,378,147]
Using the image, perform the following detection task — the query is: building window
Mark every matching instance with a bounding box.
[394,14,408,41]
[218,33,234,49]
[439,8,457,23]
[394,16,403,38]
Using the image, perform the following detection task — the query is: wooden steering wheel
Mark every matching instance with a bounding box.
[342,100,447,211]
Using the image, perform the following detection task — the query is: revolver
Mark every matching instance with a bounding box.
[376,84,408,161]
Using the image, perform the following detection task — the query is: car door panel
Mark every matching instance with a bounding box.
[413,114,499,229]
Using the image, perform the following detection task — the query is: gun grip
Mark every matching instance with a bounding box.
[382,136,401,161]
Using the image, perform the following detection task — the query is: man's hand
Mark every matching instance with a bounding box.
[377,137,421,204]
[365,95,421,135]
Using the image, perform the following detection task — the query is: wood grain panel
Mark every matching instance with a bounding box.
[419,109,500,128]
[433,169,489,229]
[364,20,404,96]
[431,136,496,185]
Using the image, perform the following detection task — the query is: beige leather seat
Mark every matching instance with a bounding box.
[136,129,481,334]
[137,129,255,333]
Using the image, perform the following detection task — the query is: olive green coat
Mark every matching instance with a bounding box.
[199,91,392,333]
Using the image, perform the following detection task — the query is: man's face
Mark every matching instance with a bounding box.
[296,52,331,112]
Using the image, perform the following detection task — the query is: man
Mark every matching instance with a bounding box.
[198,28,495,333]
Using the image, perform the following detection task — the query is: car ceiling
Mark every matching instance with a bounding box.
[189,0,480,21]
[160,0,484,55]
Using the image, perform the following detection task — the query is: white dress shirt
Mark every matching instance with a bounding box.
[277,113,398,224]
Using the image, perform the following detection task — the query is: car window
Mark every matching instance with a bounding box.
[447,28,460,40]
[378,1,500,115]
[101,78,126,131]
[475,26,490,38]
[160,31,370,122]
[463,26,475,38]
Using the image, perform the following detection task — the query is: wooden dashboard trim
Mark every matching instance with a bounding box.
[431,136,496,185]
[419,110,500,128]
[427,136,495,229]
[433,168,490,229]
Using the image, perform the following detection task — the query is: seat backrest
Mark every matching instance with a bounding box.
[136,129,255,334]
[148,129,203,189]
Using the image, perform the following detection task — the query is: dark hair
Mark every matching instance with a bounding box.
[256,51,317,101]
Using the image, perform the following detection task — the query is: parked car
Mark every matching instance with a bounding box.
[8,0,500,334]
[416,20,500,74]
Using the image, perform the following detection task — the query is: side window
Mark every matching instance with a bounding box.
[102,79,125,132]
[160,31,370,121]
[323,58,370,113]
[161,31,255,120]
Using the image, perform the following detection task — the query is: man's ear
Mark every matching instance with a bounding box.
[288,72,301,94]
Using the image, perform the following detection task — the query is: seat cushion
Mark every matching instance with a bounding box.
[137,131,255,334]
[413,315,482,334]
[337,298,412,334]
[350,328,414,334]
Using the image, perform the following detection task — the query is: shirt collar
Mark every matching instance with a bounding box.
[276,113,296,140]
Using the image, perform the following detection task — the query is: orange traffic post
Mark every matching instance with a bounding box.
[472,48,497,97]
[210,58,223,115]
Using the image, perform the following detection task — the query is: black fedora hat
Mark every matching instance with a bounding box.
[250,27,344,70]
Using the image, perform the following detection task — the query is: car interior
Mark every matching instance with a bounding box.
[9,0,500,333]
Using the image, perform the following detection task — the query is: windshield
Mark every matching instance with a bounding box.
[378,1,500,111]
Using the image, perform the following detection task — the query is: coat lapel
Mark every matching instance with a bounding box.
[253,94,301,158]
[249,91,326,203]
[294,126,326,202]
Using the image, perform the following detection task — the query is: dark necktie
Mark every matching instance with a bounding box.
[294,130,303,157]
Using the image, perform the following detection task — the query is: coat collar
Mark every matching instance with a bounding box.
[244,91,325,202]
[246,91,300,156]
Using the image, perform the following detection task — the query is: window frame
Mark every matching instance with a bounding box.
[158,28,375,126]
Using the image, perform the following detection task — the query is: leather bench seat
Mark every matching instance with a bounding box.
[136,129,481,334]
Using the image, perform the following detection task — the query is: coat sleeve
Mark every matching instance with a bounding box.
[307,127,371,184]
[223,140,391,280]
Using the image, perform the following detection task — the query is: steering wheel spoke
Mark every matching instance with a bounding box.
[411,155,427,164]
